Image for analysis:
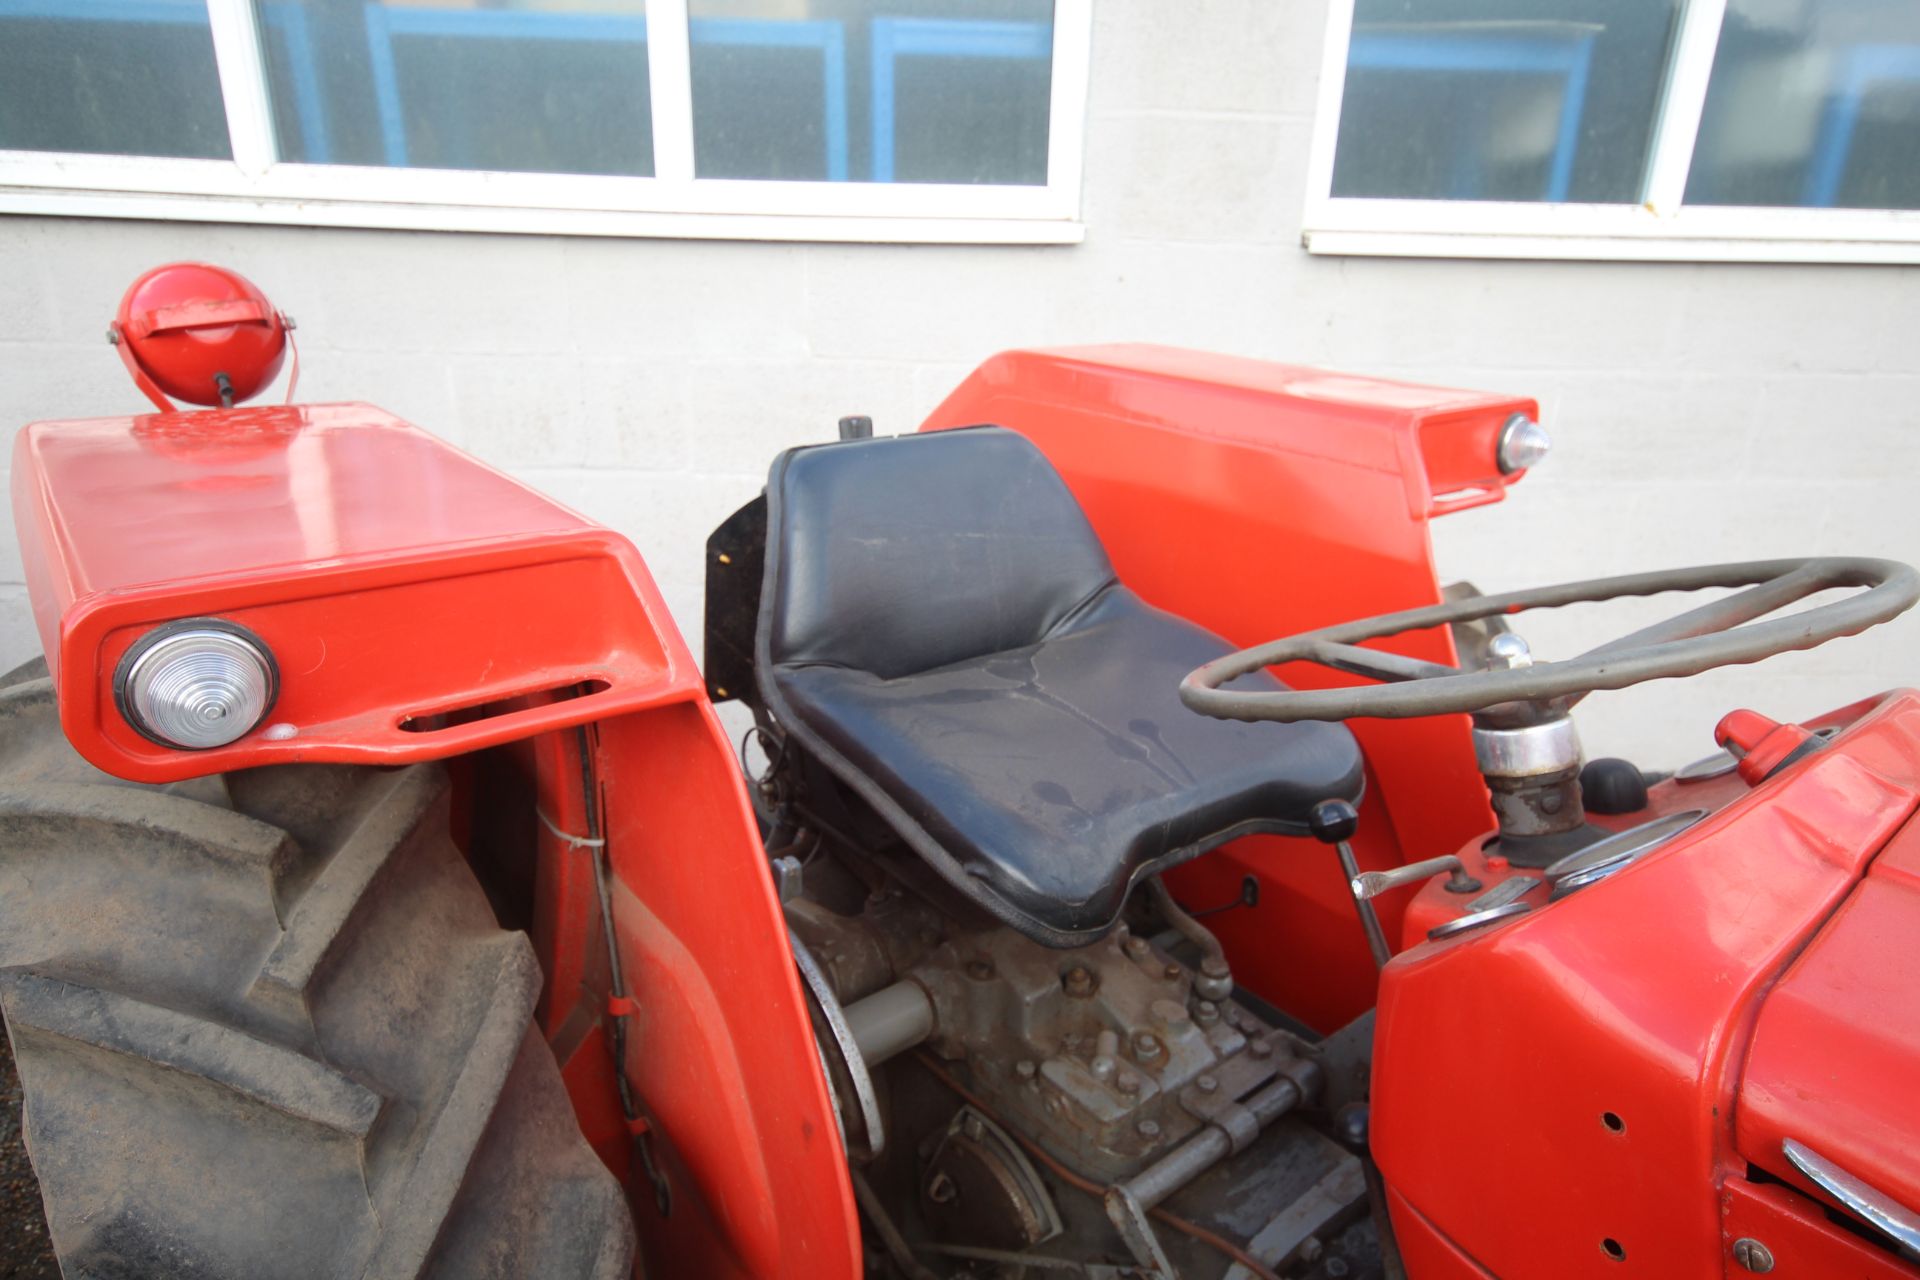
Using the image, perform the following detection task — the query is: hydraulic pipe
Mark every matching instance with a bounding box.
[1143,877,1233,1001]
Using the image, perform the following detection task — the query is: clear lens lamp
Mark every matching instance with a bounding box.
[116,622,277,750]
[1496,414,1552,474]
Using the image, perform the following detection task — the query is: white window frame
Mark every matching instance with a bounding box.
[0,0,1091,244]
[1303,0,1920,263]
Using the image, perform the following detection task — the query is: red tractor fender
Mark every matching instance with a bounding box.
[10,399,862,1279]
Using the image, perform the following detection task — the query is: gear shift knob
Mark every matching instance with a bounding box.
[1308,798,1360,844]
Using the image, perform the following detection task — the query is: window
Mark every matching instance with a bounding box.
[1305,0,1920,261]
[0,0,1090,243]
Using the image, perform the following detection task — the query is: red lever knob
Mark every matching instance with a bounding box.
[1715,709,1824,785]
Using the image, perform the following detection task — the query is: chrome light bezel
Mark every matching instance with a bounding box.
[1496,413,1552,475]
[112,618,280,751]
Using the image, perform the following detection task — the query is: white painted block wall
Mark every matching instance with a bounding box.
[0,0,1915,772]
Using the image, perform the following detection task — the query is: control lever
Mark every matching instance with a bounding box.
[1308,799,1394,970]
[1352,855,1480,901]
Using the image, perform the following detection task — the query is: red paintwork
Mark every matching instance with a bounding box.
[13,403,691,784]
[1720,1179,1913,1279]
[1373,689,1920,1278]
[1737,812,1920,1226]
[112,262,289,411]
[11,399,860,1279]
[920,345,1531,1029]
[1386,1186,1495,1279]
[595,701,860,1279]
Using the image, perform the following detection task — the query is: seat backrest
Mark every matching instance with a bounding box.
[762,427,1116,680]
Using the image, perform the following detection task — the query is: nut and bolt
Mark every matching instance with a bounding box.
[1250,1038,1273,1059]
[1194,1000,1220,1025]
[1136,1119,1161,1140]
[1063,966,1096,998]
[965,958,995,980]
[1124,936,1152,961]
[1015,1059,1038,1081]
[1116,1072,1141,1096]
[1196,1074,1219,1094]
[1131,1031,1164,1061]
[1731,1239,1775,1274]
[1163,963,1182,981]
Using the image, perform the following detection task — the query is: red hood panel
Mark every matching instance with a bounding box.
[1738,815,1920,1221]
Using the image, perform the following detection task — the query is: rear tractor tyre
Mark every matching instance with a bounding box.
[0,666,636,1279]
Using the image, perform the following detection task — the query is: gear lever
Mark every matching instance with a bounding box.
[1311,799,1483,969]
[1308,799,1393,969]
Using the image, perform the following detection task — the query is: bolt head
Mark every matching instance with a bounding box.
[1486,631,1534,670]
[1124,936,1151,960]
[1731,1239,1775,1273]
[1016,1059,1037,1080]
[1116,1072,1141,1095]
[1163,963,1183,980]
[1196,1074,1218,1094]
[1250,1039,1273,1058]
[1131,1031,1162,1058]
[1136,1119,1161,1140]
[1063,966,1095,997]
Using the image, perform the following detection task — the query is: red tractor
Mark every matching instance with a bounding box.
[1,262,1916,1280]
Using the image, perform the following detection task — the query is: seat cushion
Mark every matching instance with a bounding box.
[764,426,1117,680]
[774,586,1365,940]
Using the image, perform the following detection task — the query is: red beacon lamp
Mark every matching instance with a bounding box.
[108,261,297,413]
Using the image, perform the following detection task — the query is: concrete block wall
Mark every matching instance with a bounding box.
[0,0,1915,772]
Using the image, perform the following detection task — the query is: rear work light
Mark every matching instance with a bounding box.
[115,621,278,750]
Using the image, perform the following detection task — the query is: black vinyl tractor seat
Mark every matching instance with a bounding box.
[754,426,1365,947]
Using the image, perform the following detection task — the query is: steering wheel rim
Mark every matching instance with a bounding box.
[1180,557,1920,724]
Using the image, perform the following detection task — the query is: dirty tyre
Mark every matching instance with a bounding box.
[0,671,635,1279]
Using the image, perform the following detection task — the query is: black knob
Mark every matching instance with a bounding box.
[1308,798,1359,844]
[1580,758,1649,816]
[837,414,874,441]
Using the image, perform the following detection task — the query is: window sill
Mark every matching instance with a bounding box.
[1303,199,1920,264]
[0,186,1086,245]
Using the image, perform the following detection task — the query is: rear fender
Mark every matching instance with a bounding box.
[12,402,689,784]
[11,399,863,1278]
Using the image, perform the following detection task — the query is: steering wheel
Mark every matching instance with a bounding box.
[1180,558,1920,724]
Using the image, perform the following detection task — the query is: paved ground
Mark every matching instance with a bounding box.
[0,1032,56,1279]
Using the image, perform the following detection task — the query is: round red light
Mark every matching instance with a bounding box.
[112,262,289,411]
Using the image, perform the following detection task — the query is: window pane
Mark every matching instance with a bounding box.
[255,0,652,176]
[1332,0,1680,203]
[1687,0,1920,209]
[686,0,1052,185]
[0,0,230,160]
